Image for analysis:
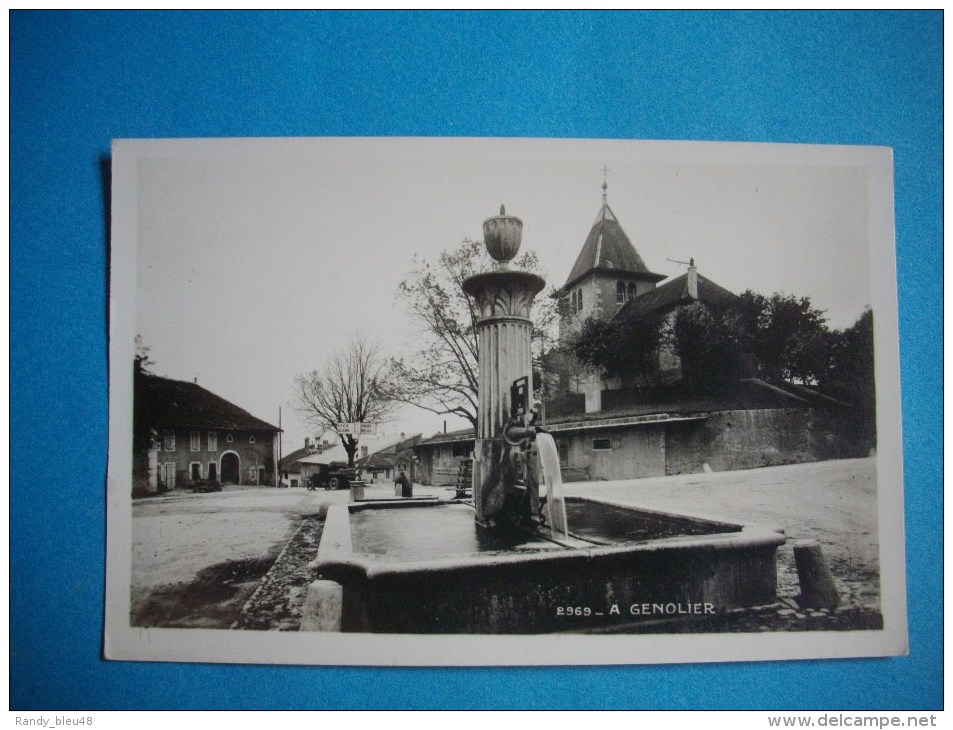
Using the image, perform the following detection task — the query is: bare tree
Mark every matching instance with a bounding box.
[389,239,559,428]
[294,337,395,466]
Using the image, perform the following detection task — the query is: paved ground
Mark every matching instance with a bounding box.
[129,458,880,628]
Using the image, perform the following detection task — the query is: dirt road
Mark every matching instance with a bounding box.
[129,458,881,628]
[130,482,446,627]
[568,457,881,606]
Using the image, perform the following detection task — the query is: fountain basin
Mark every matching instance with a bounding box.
[305,498,785,633]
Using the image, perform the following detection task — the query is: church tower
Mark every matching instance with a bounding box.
[556,180,666,338]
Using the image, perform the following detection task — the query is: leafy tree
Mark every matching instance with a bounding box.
[294,337,395,466]
[134,334,155,374]
[389,239,558,428]
[566,290,833,388]
[823,309,875,444]
[671,301,744,387]
[569,317,626,376]
[568,314,663,380]
[744,292,830,384]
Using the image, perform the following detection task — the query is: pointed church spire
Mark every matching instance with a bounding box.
[561,181,666,292]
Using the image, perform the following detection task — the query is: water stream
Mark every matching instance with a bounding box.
[536,432,569,540]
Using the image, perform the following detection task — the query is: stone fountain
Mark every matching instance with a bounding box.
[300,207,786,634]
[463,205,545,530]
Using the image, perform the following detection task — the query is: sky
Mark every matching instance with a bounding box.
[128,137,886,454]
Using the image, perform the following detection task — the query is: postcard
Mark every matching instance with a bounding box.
[105,137,905,665]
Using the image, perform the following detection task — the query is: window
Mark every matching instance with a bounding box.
[190,430,201,451]
[226,433,234,443]
[627,282,637,300]
[592,438,612,451]
[163,429,176,451]
[616,281,625,304]
[249,435,256,444]
[451,441,470,458]
[558,442,569,467]
[208,431,217,451]
[361,446,368,458]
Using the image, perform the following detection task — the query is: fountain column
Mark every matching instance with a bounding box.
[463,207,545,528]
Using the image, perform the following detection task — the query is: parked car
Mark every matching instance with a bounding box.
[307,462,359,490]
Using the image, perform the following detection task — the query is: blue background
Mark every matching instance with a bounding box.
[10,11,942,710]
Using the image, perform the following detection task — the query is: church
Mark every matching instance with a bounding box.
[414,183,867,487]
[540,183,861,481]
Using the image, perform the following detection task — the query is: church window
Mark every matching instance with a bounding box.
[616,281,625,304]
[577,289,583,312]
[628,282,637,300]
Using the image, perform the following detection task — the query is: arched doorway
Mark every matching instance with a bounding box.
[221,451,241,485]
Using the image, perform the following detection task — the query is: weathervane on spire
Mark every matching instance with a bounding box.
[601,164,609,203]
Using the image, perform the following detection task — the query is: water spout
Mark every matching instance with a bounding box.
[536,432,569,540]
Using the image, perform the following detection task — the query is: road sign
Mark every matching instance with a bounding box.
[335,422,377,436]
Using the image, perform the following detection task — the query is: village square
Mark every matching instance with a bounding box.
[127,159,882,635]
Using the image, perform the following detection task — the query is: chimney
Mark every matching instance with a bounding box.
[687,257,698,300]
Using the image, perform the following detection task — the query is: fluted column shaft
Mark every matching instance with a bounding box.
[462,268,545,526]
[476,316,534,439]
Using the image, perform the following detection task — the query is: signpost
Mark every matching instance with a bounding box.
[334,422,377,436]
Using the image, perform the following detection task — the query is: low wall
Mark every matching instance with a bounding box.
[308,502,784,634]
[664,408,865,475]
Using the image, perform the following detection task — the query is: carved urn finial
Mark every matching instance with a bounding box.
[483,204,523,267]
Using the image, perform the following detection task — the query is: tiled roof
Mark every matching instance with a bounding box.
[359,452,396,469]
[134,372,278,432]
[612,272,738,323]
[298,444,350,465]
[279,445,314,473]
[561,202,665,291]
[416,427,475,447]
[356,434,423,469]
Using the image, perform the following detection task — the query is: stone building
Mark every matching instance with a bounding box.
[356,434,422,484]
[133,367,279,495]
[543,186,863,479]
[413,186,865,487]
[413,427,475,486]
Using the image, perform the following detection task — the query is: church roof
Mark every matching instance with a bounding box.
[612,271,738,323]
[561,201,665,291]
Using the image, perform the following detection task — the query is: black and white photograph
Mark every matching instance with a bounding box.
[105,136,905,665]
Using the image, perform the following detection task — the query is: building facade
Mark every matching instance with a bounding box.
[133,367,279,495]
